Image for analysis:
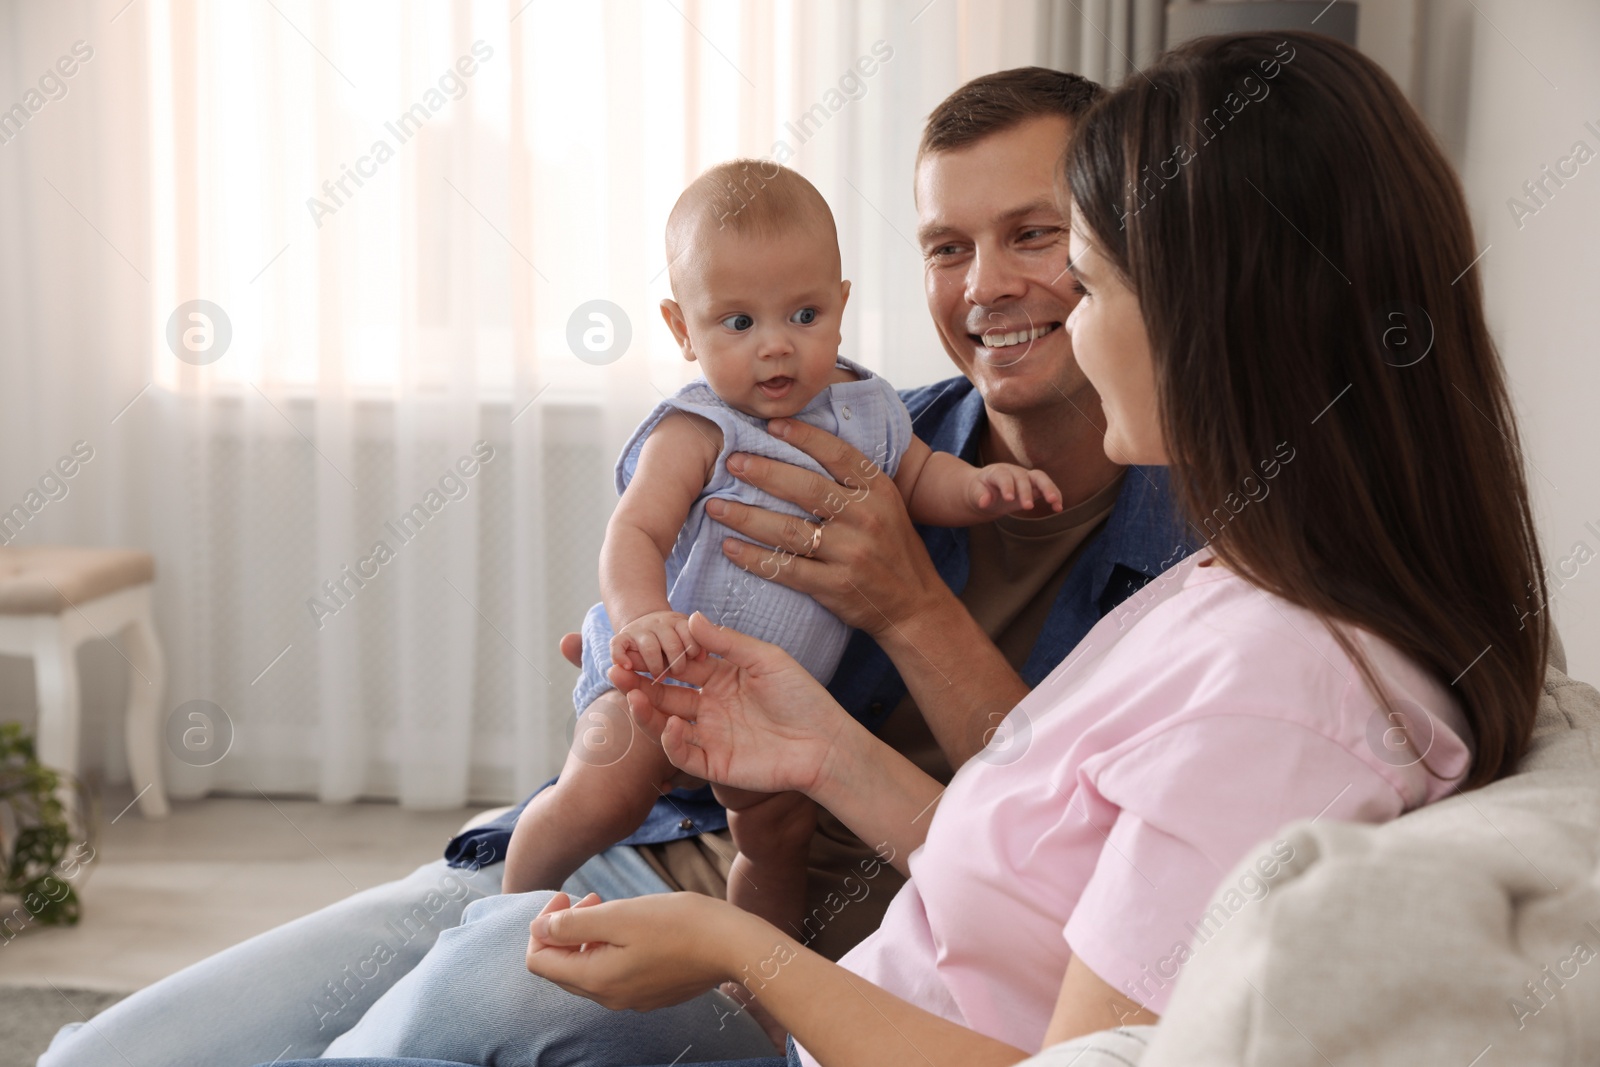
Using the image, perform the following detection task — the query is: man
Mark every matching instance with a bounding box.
[38,68,1190,1067]
[449,66,1187,965]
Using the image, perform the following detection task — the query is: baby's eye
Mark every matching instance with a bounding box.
[789,308,818,325]
[720,314,754,331]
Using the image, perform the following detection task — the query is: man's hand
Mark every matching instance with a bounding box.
[560,632,583,668]
[706,418,950,637]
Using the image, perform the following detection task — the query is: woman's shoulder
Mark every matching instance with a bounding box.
[1169,558,1456,699]
[1130,551,1402,679]
[1097,553,1472,801]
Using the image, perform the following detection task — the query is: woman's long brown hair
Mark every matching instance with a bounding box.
[1066,32,1548,788]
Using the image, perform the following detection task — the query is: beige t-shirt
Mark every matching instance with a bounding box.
[639,469,1127,961]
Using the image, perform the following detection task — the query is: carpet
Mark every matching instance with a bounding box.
[0,986,127,1067]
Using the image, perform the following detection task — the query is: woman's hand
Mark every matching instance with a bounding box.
[529,891,1038,1067]
[526,890,767,1012]
[608,611,851,799]
[707,418,949,638]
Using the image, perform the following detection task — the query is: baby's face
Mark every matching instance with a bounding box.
[666,227,849,419]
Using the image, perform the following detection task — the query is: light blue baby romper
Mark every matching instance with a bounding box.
[574,355,913,712]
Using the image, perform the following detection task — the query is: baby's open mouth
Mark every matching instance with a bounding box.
[971,321,1060,349]
[757,376,795,399]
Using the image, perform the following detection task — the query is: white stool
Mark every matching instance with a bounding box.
[0,547,169,819]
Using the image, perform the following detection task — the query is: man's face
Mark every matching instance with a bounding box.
[915,115,1091,417]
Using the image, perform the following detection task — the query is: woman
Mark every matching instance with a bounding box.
[515,30,1548,1067]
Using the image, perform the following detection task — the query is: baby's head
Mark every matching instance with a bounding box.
[660,160,850,419]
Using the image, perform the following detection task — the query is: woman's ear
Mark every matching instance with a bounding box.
[659,299,695,362]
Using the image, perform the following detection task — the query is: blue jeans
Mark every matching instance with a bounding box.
[263,1027,1167,1067]
[37,847,771,1067]
[265,1061,787,1067]
[316,879,773,1064]
[267,1038,795,1067]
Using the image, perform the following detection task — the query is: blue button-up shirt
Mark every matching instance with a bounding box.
[445,374,1191,870]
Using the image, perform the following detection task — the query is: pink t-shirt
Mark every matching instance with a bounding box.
[797,547,1471,1064]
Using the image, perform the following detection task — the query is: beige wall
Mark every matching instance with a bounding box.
[1180,0,1600,683]
[1353,0,1598,681]
[1417,0,1600,682]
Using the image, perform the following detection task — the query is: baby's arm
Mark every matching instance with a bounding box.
[892,435,1063,527]
[601,410,723,675]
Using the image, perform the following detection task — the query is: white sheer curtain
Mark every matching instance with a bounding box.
[0,0,1050,807]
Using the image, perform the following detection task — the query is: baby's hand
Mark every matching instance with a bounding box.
[611,610,700,678]
[970,463,1064,515]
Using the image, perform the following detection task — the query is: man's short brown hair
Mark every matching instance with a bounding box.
[919,66,1105,160]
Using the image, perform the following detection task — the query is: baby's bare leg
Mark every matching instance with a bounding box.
[502,690,677,894]
[720,789,817,937]
[718,788,816,1050]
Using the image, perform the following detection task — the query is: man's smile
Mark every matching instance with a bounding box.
[964,321,1065,367]
[971,321,1061,349]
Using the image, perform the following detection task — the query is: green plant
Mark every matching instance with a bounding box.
[0,722,85,926]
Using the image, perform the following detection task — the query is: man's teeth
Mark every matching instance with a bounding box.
[980,323,1057,348]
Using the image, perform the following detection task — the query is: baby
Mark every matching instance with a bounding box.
[503,160,1061,944]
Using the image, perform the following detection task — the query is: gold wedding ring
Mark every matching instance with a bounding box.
[804,521,825,558]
